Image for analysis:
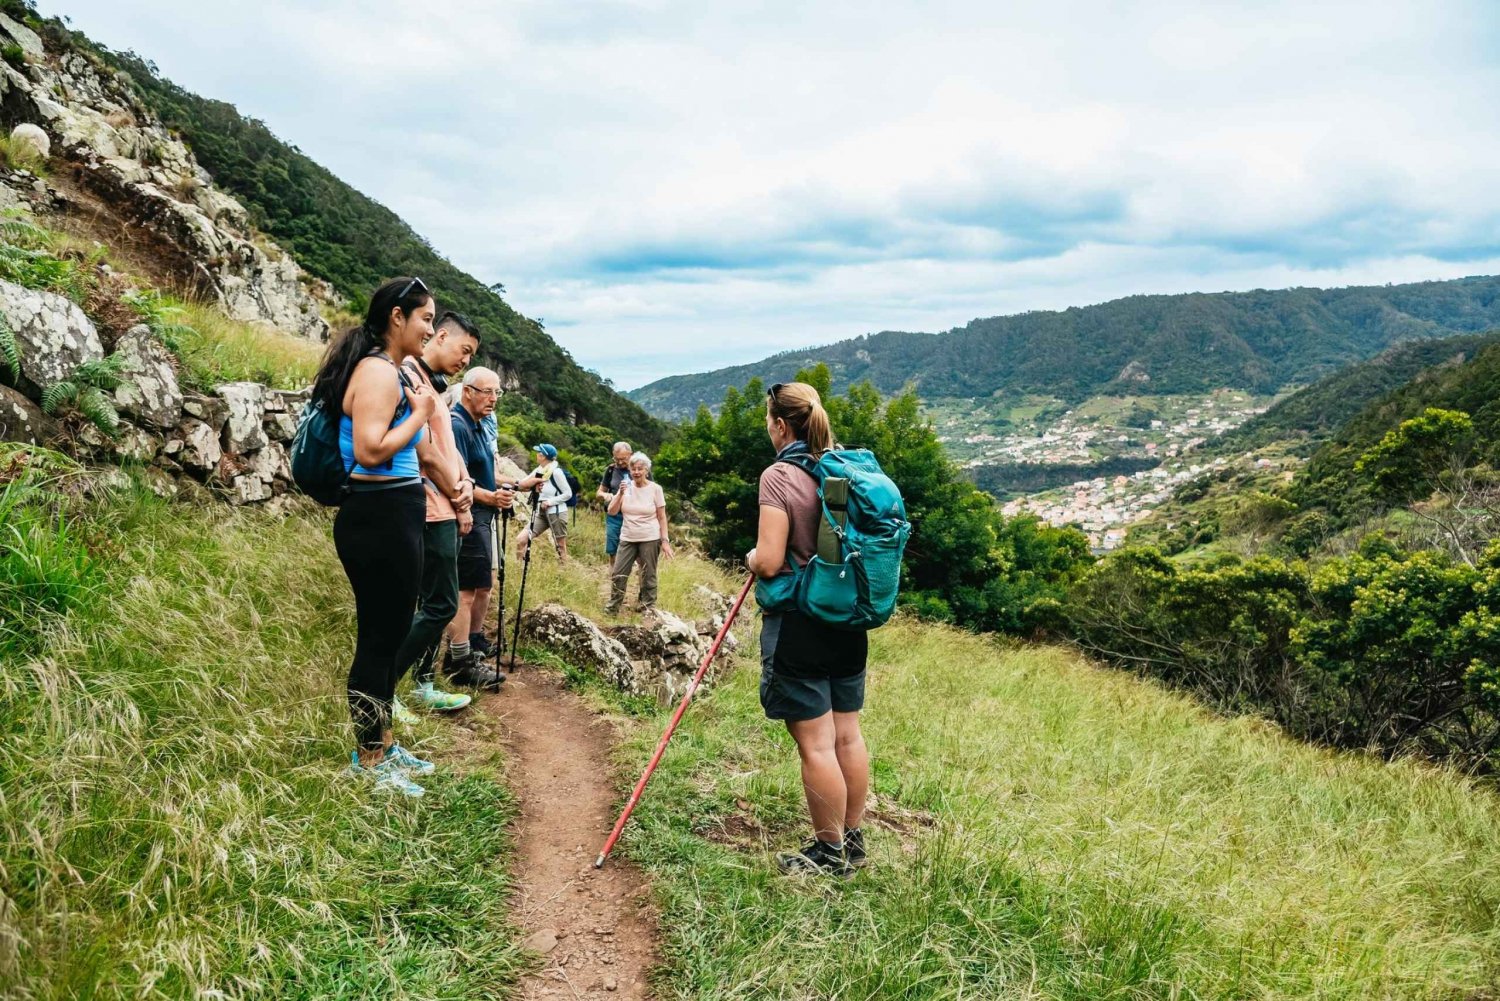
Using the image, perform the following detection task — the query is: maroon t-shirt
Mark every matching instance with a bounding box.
[758,461,819,570]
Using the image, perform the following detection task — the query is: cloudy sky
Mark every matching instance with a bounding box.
[36,1,1500,389]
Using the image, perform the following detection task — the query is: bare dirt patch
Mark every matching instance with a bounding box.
[462,668,659,1000]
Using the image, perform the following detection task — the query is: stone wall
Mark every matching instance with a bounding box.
[0,279,304,508]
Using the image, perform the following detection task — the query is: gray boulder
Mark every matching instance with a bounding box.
[0,14,45,59]
[0,384,59,444]
[9,123,48,160]
[245,440,290,485]
[0,279,104,392]
[521,603,635,689]
[606,607,732,703]
[262,410,297,443]
[217,381,267,452]
[110,324,182,429]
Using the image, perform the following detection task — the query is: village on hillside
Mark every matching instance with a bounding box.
[931,390,1285,551]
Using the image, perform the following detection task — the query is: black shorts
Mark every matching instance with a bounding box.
[457,508,496,590]
[758,610,868,722]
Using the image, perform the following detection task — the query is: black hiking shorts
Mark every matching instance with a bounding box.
[758,610,868,722]
[458,507,496,590]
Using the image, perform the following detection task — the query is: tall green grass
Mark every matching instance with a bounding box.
[0,484,525,999]
[530,517,1500,998]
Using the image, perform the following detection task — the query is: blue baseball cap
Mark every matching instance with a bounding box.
[531,443,558,460]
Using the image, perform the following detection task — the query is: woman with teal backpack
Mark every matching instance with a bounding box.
[309,277,440,798]
[745,381,869,878]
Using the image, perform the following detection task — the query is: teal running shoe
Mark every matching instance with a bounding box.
[390,697,419,726]
[348,751,425,798]
[412,684,472,712]
[384,743,436,776]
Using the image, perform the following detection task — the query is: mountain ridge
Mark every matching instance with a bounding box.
[630,276,1500,421]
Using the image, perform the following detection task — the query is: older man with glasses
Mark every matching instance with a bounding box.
[443,366,511,688]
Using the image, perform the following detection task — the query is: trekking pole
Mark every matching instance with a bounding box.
[507,491,539,673]
[594,574,754,869]
[495,504,510,659]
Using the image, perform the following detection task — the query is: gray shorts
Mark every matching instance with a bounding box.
[758,611,867,722]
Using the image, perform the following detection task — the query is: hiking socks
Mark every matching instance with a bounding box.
[449,640,471,661]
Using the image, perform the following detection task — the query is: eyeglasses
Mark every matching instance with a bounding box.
[395,276,430,300]
[465,385,499,397]
[767,383,783,403]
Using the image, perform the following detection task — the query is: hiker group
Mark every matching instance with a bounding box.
[298,276,909,878]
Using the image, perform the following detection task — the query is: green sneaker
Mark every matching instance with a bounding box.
[348,751,425,798]
[411,683,472,713]
[390,697,419,726]
[384,743,436,776]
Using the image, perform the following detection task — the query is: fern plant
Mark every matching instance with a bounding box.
[41,355,124,439]
[0,317,18,379]
[123,288,199,354]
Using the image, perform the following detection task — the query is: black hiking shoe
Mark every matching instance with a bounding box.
[776,839,854,879]
[470,632,496,657]
[445,652,505,691]
[844,827,868,868]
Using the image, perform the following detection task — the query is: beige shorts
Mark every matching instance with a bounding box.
[529,507,569,539]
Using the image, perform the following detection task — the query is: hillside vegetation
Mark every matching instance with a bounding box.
[1213,329,1500,455]
[630,275,1500,419]
[24,9,659,444]
[5,461,1500,999]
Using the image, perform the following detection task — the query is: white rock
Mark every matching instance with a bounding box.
[0,13,45,58]
[0,279,104,391]
[9,123,48,160]
[178,418,222,473]
[111,324,182,429]
[217,381,267,453]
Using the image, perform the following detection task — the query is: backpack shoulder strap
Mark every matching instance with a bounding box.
[776,451,821,482]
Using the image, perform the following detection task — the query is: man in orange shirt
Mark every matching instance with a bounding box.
[391,311,486,718]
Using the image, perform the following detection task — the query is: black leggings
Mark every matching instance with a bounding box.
[334,484,424,750]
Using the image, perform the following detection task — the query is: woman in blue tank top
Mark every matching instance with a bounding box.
[309,276,440,797]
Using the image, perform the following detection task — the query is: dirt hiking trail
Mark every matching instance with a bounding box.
[464,666,659,1000]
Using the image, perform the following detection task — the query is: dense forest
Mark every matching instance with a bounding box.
[630,277,1500,420]
[33,16,660,443]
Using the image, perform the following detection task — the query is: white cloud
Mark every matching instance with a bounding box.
[38,0,1500,389]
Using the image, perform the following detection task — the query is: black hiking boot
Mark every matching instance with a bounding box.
[445,651,505,691]
[470,632,495,657]
[844,827,868,868]
[776,839,854,879]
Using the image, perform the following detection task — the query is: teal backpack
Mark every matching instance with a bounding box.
[756,448,911,630]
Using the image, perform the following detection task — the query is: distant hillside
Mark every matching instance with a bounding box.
[35,14,660,443]
[1212,330,1500,455]
[630,277,1500,420]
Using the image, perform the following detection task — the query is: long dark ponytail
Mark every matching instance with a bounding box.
[311,277,433,411]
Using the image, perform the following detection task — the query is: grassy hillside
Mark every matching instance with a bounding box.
[1214,329,1500,455]
[629,276,1500,420]
[6,466,1500,998]
[0,471,525,998]
[26,11,660,444]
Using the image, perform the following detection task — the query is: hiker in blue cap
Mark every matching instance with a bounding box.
[515,443,573,563]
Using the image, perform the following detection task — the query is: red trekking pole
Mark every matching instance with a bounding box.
[594,574,754,869]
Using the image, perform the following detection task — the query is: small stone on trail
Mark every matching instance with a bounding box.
[524,928,559,954]
[603,977,618,991]
[736,798,752,810]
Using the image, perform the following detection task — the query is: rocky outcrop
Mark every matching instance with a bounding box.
[0,279,103,393]
[0,18,335,340]
[520,602,740,703]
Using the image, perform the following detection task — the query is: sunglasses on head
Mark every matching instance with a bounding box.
[395,276,430,300]
[767,382,784,403]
